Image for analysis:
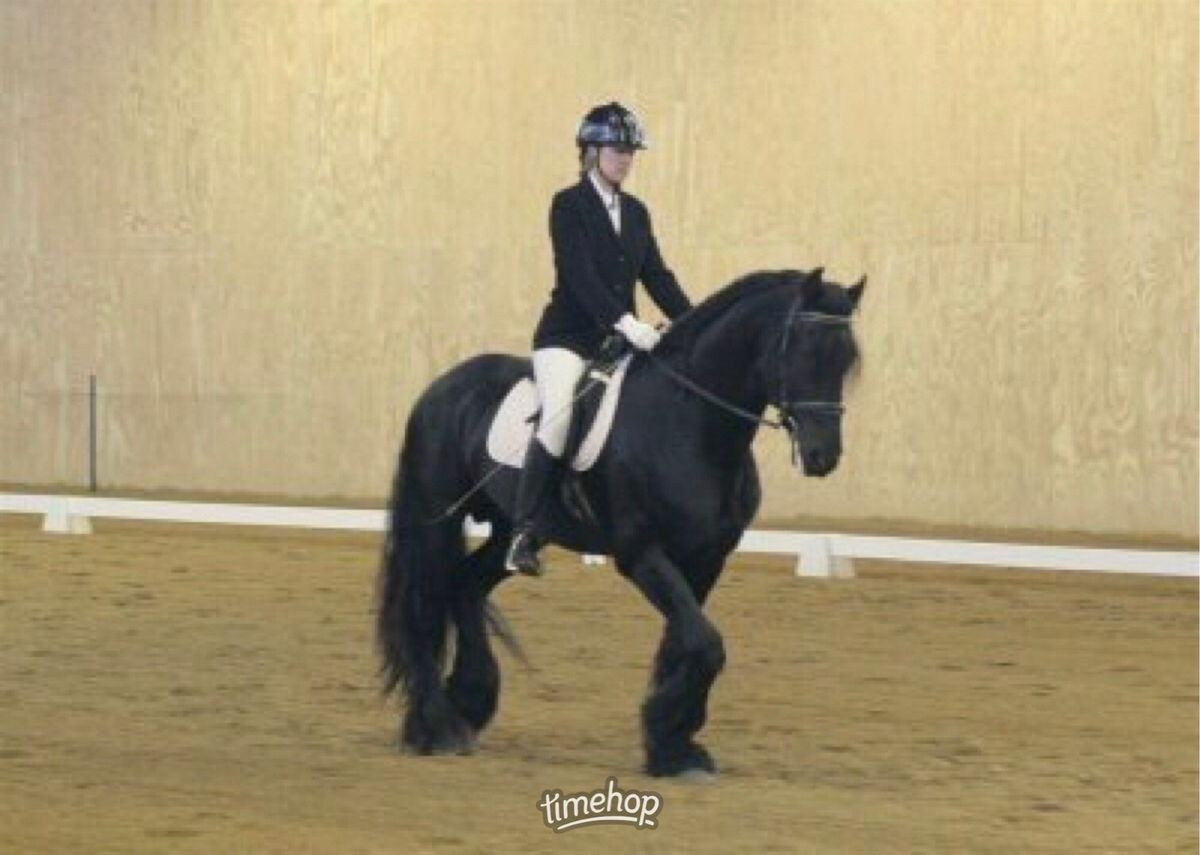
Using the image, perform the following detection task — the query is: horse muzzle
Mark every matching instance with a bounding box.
[790,434,840,477]
[801,448,839,477]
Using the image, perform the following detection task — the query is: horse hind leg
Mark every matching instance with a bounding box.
[378,507,477,756]
[444,532,510,733]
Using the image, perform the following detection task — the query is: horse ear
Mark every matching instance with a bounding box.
[801,267,824,301]
[848,276,866,310]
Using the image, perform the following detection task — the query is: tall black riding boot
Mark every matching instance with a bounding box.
[505,439,560,576]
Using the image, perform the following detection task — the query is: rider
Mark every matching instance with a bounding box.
[505,101,693,576]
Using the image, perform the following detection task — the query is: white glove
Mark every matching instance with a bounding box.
[614,313,661,352]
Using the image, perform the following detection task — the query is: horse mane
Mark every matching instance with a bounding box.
[656,269,808,356]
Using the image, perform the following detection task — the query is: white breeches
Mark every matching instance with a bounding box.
[531,347,587,458]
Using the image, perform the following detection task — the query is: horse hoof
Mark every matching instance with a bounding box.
[675,768,719,784]
[432,729,478,756]
[436,735,478,756]
[400,729,478,756]
[644,744,719,778]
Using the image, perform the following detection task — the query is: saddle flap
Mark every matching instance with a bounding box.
[485,354,634,472]
[486,379,539,468]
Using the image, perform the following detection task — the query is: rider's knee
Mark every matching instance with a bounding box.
[534,422,570,458]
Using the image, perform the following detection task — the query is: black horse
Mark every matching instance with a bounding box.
[377,267,864,777]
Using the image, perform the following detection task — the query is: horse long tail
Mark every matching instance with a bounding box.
[376,413,466,701]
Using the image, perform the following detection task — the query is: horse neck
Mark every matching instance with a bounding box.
[687,291,785,406]
[669,290,789,456]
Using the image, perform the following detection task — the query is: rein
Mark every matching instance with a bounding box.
[647,354,787,429]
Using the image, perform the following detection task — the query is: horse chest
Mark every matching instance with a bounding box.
[651,465,756,539]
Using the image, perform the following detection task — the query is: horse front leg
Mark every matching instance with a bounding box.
[645,549,728,765]
[617,543,726,778]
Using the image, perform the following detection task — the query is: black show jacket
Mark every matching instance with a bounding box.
[533,177,692,355]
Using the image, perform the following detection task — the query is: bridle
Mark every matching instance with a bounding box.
[648,296,852,456]
[775,297,851,422]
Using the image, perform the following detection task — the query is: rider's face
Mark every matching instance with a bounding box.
[597,145,635,185]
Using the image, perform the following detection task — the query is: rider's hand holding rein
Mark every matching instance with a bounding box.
[615,313,661,351]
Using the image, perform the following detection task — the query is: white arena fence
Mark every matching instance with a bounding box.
[0,493,1196,580]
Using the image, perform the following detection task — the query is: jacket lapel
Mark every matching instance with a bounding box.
[617,193,637,258]
[578,178,623,254]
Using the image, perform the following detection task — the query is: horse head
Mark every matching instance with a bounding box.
[768,268,865,477]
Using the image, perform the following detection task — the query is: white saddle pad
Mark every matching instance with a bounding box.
[486,355,633,472]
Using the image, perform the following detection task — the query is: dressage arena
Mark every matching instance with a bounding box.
[3,1,1199,852]
[1,513,1195,853]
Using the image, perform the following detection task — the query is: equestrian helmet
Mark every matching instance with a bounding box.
[576,102,648,150]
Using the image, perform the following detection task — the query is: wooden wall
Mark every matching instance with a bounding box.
[2,0,1196,541]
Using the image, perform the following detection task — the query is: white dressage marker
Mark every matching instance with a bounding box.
[40,499,92,535]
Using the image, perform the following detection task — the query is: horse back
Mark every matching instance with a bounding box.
[415,353,529,419]
[403,352,529,484]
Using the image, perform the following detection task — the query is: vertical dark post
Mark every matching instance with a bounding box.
[89,373,98,493]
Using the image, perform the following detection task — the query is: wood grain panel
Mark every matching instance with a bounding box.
[1,0,1195,541]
